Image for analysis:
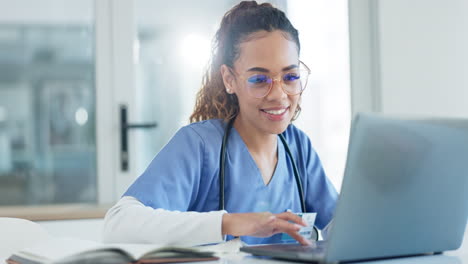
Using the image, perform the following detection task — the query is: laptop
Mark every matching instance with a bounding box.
[241,113,468,263]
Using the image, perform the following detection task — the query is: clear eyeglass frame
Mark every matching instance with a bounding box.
[230,60,311,99]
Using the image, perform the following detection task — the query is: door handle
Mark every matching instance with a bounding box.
[120,104,157,171]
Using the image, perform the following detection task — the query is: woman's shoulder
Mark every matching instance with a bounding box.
[178,119,225,146]
[282,123,310,144]
[281,123,319,158]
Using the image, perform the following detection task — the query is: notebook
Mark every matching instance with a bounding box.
[241,113,468,263]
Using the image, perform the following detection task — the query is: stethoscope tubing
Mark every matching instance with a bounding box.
[218,117,318,240]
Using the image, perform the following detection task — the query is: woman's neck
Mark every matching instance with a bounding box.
[233,115,277,157]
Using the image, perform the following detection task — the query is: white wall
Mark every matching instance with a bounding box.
[350,0,468,118]
[379,0,468,117]
[289,0,351,191]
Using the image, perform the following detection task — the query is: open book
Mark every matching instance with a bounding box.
[6,237,218,264]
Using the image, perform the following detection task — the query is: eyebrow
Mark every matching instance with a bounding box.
[246,64,298,73]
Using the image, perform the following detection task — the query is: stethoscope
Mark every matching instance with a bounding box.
[218,117,319,241]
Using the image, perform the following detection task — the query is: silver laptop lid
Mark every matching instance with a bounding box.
[326,113,468,262]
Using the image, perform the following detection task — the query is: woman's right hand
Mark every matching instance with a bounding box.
[221,212,311,245]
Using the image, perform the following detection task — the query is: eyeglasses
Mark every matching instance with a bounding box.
[231,61,310,99]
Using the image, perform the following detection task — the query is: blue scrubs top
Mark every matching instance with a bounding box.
[124,119,338,245]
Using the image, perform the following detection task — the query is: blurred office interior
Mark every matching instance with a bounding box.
[0,0,350,207]
[0,0,467,227]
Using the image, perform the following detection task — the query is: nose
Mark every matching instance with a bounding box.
[266,77,288,100]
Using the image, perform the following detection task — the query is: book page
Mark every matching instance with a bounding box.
[0,218,50,261]
[104,243,216,260]
[103,243,165,260]
[15,237,104,261]
[14,238,214,263]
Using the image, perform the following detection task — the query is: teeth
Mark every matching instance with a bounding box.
[264,108,287,115]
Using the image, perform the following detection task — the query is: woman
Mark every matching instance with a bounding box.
[103,1,337,246]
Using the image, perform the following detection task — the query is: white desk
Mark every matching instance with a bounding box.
[1,218,466,264]
[206,228,468,264]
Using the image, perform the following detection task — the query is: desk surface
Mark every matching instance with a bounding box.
[207,229,468,264]
[1,221,466,264]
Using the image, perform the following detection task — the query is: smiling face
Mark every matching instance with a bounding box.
[221,30,301,136]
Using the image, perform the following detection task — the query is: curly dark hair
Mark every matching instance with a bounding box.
[189,1,301,123]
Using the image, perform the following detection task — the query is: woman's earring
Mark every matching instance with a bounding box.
[226,88,232,94]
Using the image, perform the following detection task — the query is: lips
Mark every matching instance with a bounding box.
[262,108,287,115]
[261,106,289,115]
[260,106,289,121]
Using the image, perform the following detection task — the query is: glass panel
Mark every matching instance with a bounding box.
[0,0,96,205]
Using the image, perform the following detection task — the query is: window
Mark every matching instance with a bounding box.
[0,0,96,206]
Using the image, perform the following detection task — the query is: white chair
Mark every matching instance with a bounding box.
[0,217,49,262]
